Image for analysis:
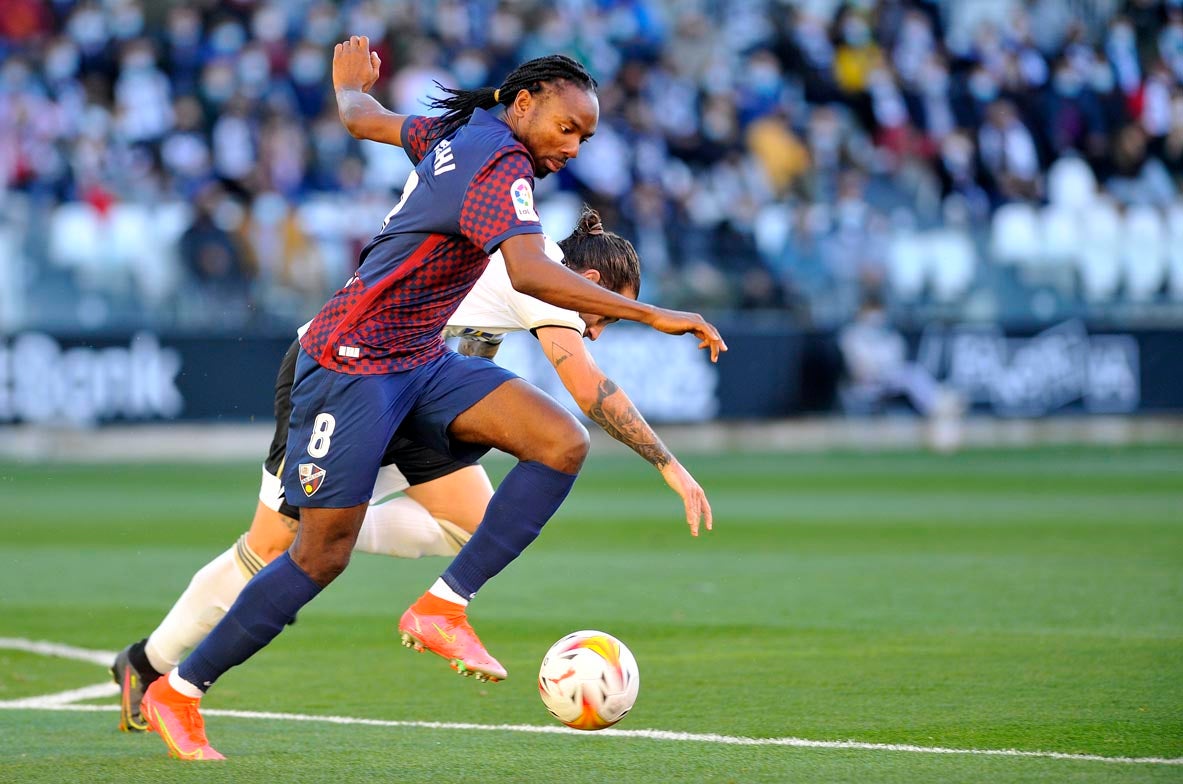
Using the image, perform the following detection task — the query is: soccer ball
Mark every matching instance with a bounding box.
[537,630,640,731]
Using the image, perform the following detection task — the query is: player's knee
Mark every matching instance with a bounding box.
[544,420,589,474]
[291,539,353,585]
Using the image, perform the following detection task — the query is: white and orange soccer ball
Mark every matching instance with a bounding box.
[537,630,640,731]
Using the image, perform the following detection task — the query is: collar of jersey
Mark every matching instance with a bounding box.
[467,107,532,167]
[469,106,509,127]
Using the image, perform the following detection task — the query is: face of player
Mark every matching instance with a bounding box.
[512,81,599,179]
[574,269,636,341]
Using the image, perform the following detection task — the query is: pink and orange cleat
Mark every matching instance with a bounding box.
[140,677,224,761]
[398,593,507,682]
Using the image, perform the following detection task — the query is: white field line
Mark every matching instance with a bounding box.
[0,637,115,666]
[0,682,119,707]
[1,638,1179,767]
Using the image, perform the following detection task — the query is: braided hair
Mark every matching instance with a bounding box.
[559,207,641,296]
[425,54,597,142]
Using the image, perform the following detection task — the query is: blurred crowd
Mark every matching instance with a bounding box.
[3,0,1183,331]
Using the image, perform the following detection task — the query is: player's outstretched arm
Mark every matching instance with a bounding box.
[537,325,713,536]
[500,234,728,362]
[333,35,407,146]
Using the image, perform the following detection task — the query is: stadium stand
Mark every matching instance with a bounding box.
[2,0,1183,335]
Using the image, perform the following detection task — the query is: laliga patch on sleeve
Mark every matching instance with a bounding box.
[510,178,539,222]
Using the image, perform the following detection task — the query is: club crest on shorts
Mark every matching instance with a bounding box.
[299,463,326,497]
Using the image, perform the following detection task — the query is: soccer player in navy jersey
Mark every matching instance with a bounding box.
[141,37,725,760]
[112,210,713,734]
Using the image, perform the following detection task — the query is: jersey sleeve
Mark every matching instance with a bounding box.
[513,295,586,335]
[506,239,586,333]
[400,115,446,165]
[458,149,544,254]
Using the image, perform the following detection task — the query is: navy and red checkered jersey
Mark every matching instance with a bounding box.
[300,109,544,374]
[401,113,443,166]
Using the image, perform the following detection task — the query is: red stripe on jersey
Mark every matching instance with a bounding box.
[313,233,448,368]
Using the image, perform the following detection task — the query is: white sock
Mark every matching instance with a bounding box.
[144,544,252,673]
[428,577,469,606]
[168,668,205,699]
[355,496,464,558]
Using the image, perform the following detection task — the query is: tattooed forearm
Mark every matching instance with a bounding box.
[279,514,299,534]
[585,378,672,470]
[458,337,500,359]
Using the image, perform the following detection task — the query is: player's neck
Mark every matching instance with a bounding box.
[488,104,513,131]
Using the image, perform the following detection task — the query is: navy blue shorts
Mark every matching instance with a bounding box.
[282,349,517,508]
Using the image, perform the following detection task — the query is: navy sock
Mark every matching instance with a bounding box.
[443,460,577,599]
[179,552,322,692]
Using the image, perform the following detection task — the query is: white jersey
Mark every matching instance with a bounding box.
[444,235,586,341]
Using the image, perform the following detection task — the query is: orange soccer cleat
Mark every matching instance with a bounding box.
[140,677,225,761]
[398,593,507,682]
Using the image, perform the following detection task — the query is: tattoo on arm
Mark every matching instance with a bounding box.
[551,342,572,368]
[458,337,500,359]
[585,378,672,470]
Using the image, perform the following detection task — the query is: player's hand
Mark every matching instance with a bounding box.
[333,35,382,93]
[645,307,727,363]
[660,461,713,537]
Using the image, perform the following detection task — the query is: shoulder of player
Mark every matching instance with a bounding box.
[475,142,534,177]
[452,121,532,171]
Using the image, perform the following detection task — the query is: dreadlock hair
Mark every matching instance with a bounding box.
[559,206,641,296]
[425,54,597,142]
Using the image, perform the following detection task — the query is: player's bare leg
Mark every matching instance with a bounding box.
[400,380,588,681]
[404,464,494,535]
[287,505,367,583]
[245,503,301,561]
[358,465,492,557]
[449,380,590,471]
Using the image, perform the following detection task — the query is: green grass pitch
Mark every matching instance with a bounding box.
[0,445,1180,783]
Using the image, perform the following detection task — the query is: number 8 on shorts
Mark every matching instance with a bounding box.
[307,413,336,458]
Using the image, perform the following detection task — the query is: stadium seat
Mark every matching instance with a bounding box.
[108,203,153,277]
[754,203,793,264]
[1046,156,1097,210]
[1120,204,1167,301]
[990,202,1041,266]
[1078,246,1122,302]
[137,202,191,304]
[1039,204,1082,267]
[108,203,192,305]
[886,231,927,301]
[297,196,347,239]
[926,229,976,302]
[47,202,105,275]
[1074,199,1122,302]
[0,226,21,329]
[1168,248,1183,301]
[1164,202,1183,301]
[1080,199,1122,246]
